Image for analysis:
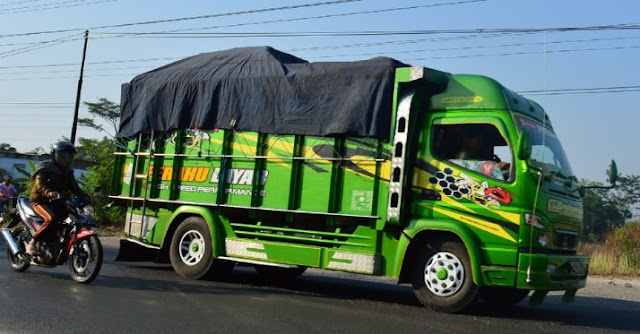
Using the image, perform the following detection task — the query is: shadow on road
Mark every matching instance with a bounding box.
[102,263,640,332]
[1,237,638,333]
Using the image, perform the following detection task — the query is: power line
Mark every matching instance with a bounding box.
[400,44,640,61]
[94,0,487,37]
[287,32,535,52]
[0,56,181,69]
[0,65,153,76]
[519,85,640,96]
[307,35,640,59]
[0,33,529,70]
[90,23,640,40]
[0,0,114,15]
[3,43,640,80]
[6,35,640,76]
[1,0,93,11]
[0,0,45,7]
[0,0,361,38]
[0,33,82,59]
[0,72,133,81]
[0,102,75,105]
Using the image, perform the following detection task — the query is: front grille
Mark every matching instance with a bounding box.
[554,229,578,249]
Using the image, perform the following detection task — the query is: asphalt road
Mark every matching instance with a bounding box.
[0,236,638,334]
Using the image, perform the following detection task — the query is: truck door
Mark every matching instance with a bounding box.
[413,116,521,258]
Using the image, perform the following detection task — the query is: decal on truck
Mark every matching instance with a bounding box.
[428,168,512,208]
[123,163,270,197]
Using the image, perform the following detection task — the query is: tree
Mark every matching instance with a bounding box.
[25,147,46,155]
[610,174,640,218]
[77,98,124,226]
[77,137,123,226]
[581,172,640,242]
[0,143,17,153]
[79,97,121,136]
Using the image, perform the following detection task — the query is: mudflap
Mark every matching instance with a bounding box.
[115,239,158,262]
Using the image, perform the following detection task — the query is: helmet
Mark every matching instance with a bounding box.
[51,141,77,154]
[51,141,76,167]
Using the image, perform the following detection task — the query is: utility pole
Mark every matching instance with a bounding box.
[70,30,89,145]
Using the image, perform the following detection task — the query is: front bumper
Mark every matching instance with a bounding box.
[516,253,588,290]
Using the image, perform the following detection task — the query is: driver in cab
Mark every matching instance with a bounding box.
[454,127,510,180]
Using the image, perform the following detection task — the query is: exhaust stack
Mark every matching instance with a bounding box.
[1,228,21,256]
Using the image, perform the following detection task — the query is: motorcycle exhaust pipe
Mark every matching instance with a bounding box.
[1,228,21,256]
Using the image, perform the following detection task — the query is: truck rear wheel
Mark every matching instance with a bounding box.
[170,217,218,280]
[411,240,479,313]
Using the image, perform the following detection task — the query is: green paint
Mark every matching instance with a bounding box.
[113,65,587,306]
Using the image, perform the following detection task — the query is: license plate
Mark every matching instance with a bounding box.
[569,261,587,275]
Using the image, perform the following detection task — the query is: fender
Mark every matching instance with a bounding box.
[393,219,483,285]
[166,206,229,257]
[66,228,98,253]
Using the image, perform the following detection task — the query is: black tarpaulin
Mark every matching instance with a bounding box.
[118,46,407,139]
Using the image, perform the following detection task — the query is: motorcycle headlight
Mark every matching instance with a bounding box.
[83,205,94,216]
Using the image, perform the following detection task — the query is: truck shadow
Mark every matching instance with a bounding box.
[3,243,638,333]
[465,296,640,332]
[223,267,640,332]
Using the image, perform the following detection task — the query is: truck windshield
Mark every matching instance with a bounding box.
[516,116,574,178]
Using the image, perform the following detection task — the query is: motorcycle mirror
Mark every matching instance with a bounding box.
[608,160,618,186]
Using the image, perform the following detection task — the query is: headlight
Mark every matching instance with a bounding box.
[83,205,94,216]
[525,213,546,229]
[538,234,549,247]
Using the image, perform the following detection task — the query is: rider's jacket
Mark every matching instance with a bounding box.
[30,160,84,204]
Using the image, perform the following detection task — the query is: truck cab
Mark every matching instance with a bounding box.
[399,71,587,310]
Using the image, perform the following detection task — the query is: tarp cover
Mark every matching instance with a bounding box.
[118,46,407,139]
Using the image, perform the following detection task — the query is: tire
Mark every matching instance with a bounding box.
[254,265,306,281]
[411,240,479,313]
[170,217,233,280]
[7,227,30,272]
[481,287,530,306]
[68,235,103,284]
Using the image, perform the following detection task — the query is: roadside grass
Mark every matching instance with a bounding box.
[580,222,640,277]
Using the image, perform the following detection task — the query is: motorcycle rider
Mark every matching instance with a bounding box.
[26,141,90,255]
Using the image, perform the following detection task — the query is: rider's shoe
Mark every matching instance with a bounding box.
[26,243,37,256]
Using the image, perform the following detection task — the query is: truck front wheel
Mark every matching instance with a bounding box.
[411,240,479,313]
[170,217,216,279]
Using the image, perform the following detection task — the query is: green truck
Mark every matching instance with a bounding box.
[110,47,602,313]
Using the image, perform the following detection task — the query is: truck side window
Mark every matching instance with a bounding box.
[431,123,513,181]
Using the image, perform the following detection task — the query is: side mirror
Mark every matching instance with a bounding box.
[578,159,619,197]
[608,160,618,186]
[517,132,532,161]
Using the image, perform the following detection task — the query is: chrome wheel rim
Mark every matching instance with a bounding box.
[72,239,98,278]
[179,230,205,266]
[424,251,464,297]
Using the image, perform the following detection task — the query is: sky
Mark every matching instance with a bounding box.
[0,0,638,182]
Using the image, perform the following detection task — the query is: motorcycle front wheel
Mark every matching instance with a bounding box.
[68,235,103,284]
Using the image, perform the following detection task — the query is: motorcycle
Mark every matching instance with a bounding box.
[1,195,103,283]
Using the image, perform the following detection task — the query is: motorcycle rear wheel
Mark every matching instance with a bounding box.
[68,235,103,284]
[7,227,30,272]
